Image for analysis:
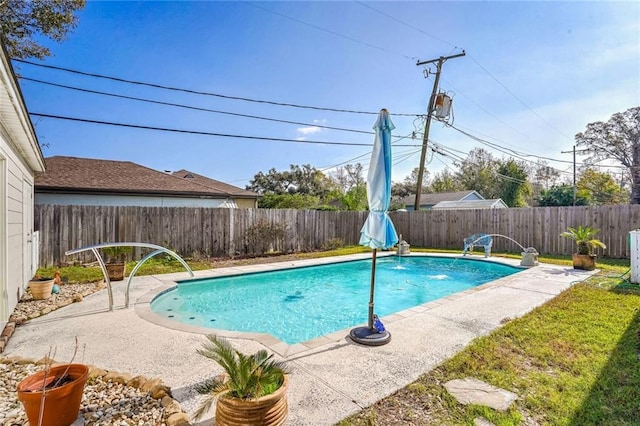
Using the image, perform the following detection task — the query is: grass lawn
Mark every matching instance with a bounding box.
[35,246,372,283]
[338,256,640,426]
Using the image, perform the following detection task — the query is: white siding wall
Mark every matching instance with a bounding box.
[35,193,234,208]
[0,128,35,326]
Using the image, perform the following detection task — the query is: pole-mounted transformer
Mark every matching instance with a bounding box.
[434,92,452,119]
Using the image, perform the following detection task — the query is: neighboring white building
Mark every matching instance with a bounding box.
[403,190,486,210]
[431,199,508,210]
[0,43,46,328]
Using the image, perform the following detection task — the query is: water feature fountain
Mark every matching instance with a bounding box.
[464,234,538,267]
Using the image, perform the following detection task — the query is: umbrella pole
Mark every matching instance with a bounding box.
[349,247,390,346]
[368,248,377,329]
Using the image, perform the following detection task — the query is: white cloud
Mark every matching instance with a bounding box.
[296,119,327,138]
[297,126,322,135]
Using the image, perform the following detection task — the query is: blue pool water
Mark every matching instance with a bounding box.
[151,256,520,344]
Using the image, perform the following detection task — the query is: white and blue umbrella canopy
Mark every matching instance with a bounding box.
[360,109,399,249]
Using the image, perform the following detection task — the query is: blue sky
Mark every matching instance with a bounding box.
[15,1,640,189]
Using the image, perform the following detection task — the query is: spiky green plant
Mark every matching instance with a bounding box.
[194,335,287,419]
[560,225,606,255]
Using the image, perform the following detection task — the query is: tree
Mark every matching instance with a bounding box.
[536,185,589,206]
[330,163,364,192]
[0,0,85,60]
[327,163,367,210]
[455,148,500,198]
[575,107,640,203]
[247,164,333,197]
[533,160,560,190]
[289,164,334,198]
[258,193,320,209]
[391,167,429,199]
[576,168,628,205]
[247,168,295,195]
[339,183,368,211]
[496,159,531,207]
[429,169,464,193]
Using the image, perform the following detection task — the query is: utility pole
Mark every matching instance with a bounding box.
[413,51,465,211]
[561,146,577,206]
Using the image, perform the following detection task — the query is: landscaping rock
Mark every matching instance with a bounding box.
[444,377,518,411]
[167,412,191,426]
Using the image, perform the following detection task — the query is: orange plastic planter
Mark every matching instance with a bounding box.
[17,364,89,426]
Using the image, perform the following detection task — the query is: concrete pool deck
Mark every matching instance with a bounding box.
[4,253,597,425]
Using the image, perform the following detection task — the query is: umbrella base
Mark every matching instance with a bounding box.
[349,326,391,346]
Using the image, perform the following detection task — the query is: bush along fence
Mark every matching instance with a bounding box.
[34,204,640,267]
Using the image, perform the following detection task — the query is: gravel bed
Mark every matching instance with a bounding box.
[0,360,189,425]
[1,281,192,425]
[8,281,107,325]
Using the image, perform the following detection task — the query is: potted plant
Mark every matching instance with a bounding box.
[194,335,289,425]
[560,225,606,270]
[16,342,89,426]
[28,275,55,300]
[102,246,132,281]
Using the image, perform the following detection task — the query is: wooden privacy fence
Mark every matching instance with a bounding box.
[35,204,640,266]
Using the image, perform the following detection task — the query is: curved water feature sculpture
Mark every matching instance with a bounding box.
[65,242,194,310]
[463,234,538,267]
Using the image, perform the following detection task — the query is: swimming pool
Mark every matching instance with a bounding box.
[150,255,521,344]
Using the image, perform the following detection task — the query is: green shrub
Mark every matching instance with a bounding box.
[245,220,288,255]
[321,237,344,251]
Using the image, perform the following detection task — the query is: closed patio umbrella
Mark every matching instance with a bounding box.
[350,108,398,346]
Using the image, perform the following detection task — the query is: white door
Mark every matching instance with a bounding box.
[22,180,33,282]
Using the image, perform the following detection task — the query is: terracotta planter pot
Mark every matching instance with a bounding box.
[572,253,597,271]
[106,263,126,281]
[17,363,89,426]
[215,375,289,426]
[28,278,54,300]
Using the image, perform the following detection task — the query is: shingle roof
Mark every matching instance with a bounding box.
[431,199,508,210]
[35,156,259,199]
[401,190,482,206]
[171,169,259,198]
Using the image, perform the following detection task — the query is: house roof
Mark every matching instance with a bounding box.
[431,199,508,210]
[35,156,259,199]
[0,41,45,172]
[402,190,483,207]
[171,169,259,198]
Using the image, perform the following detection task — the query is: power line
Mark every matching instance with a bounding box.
[354,1,460,51]
[353,2,573,142]
[466,54,573,140]
[438,77,537,143]
[14,59,420,117]
[245,1,417,61]
[320,132,417,171]
[21,76,398,137]
[445,123,573,167]
[29,112,425,147]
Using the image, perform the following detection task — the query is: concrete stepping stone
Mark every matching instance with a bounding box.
[474,418,496,426]
[444,377,518,411]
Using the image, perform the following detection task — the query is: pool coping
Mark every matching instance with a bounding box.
[135,252,530,358]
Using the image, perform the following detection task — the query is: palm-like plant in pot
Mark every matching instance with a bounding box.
[560,225,606,270]
[194,335,289,426]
